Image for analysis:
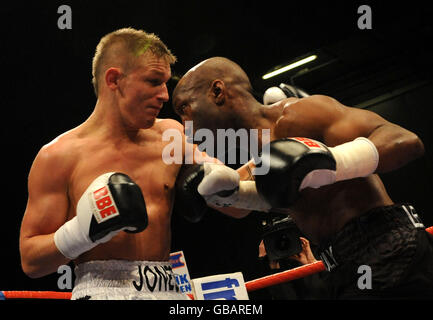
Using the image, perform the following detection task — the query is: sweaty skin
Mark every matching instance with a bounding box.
[19,53,181,277]
[172,57,425,244]
[20,53,247,279]
[50,119,181,263]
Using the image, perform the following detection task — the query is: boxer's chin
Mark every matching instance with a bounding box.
[133,113,157,129]
[141,117,156,129]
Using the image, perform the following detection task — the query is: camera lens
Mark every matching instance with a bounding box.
[277,233,290,251]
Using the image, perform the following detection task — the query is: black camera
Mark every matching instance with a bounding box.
[262,215,303,261]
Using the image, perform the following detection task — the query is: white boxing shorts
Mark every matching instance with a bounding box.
[71,260,190,300]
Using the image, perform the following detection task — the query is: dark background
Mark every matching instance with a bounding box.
[1,0,432,297]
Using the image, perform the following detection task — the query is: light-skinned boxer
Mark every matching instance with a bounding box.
[172,57,433,299]
[19,30,246,300]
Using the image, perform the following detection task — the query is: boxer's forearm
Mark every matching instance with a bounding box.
[20,233,70,278]
[368,123,425,173]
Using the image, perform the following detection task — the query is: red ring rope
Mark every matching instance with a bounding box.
[245,260,326,292]
[1,291,71,299]
[2,226,432,299]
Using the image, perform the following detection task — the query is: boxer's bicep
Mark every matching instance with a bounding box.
[291,95,385,145]
[322,106,386,146]
[20,147,73,277]
[21,147,70,240]
[323,102,424,172]
[274,95,423,172]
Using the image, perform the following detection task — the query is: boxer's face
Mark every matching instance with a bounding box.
[173,78,231,134]
[117,53,171,129]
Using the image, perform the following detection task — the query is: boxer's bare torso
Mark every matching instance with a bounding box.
[20,50,198,278]
[22,116,184,274]
[57,118,182,264]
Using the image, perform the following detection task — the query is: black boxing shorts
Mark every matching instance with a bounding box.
[318,204,433,299]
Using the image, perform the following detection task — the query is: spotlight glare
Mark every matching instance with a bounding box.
[262,55,317,80]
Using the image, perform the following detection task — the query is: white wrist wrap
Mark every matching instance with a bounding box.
[198,162,272,212]
[197,163,240,196]
[329,137,379,182]
[54,217,96,260]
[232,181,272,212]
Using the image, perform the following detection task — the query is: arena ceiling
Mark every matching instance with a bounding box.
[3,1,432,124]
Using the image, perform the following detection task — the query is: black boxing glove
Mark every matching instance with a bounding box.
[176,162,250,221]
[255,137,379,208]
[175,164,209,223]
[54,172,148,259]
[255,138,336,208]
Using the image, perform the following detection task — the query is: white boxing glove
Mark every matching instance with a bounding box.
[54,173,148,259]
[198,163,271,212]
[197,163,240,207]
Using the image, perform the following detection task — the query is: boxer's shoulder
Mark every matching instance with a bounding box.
[43,128,80,152]
[279,97,300,111]
[154,118,184,132]
[36,129,81,172]
[29,131,79,191]
[135,119,184,144]
[273,95,343,139]
[280,95,340,115]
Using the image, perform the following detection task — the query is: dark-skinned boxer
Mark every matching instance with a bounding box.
[173,57,433,299]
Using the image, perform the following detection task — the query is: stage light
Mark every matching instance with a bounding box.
[262,55,317,80]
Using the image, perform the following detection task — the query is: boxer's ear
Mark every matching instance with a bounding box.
[210,80,225,106]
[105,67,123,91]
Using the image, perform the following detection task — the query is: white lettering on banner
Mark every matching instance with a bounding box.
[169,251,193,295]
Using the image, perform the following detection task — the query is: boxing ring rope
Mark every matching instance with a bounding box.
[0,291,71,300]
[245,260,326,292]
[2,226,433,299]
[1,264,326,299]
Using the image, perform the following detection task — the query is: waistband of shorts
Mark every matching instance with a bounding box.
[318,203,425,271]
[73,259,179,293]
[75,259,172,275]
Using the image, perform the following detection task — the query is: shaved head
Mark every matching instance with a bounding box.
[172,57,261,134]
[186,57,251,85]
[173,57,252,100]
